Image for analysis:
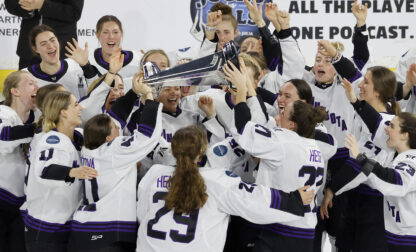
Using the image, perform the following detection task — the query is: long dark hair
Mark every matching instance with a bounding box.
[165,126,208,214]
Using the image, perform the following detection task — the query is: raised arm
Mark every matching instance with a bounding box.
[351,0,370,71]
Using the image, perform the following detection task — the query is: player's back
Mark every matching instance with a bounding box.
[137,165,236,251]
[137,164,302,251]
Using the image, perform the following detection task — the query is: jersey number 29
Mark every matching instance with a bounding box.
[147,191,199,243]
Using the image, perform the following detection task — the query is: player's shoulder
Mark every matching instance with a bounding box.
[0,105,19,122]
[201,167,241,191]
[40,130,73,149]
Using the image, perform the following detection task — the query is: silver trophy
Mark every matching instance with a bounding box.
[142,41,239,88]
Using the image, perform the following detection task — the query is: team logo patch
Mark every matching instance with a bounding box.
[213,145,228,156]
[46,135,60,144]
[189,0,272,41]
[225,170,238,177]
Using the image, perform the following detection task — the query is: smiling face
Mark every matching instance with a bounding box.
[313,52,336,84]
[358,70,380,103]
[385,116,407,150]
[13,73,39,110]
[33,31,60,65]
[277,82,300,115]
[156,86,181,113]
[215,20,237,51]
[62,95,83,127]
[97,21,123,56]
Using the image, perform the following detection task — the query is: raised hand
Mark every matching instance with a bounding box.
[207,10,222,28]
[244,0,265,27]
[318,40,338,58]
[109,48,124,74]
[223,59,247,93]
[406,63,416,88]
[352,0,368,28]
[298,185,315,205]
[341,78,358,103]
[19,0,43,11]
[277,10,290,30]
[344,134,360,159]
[264,2,279,25]
[65,38,89,66]
[69,166,98,180]
[132,72,152,97]
[198,96,216,119]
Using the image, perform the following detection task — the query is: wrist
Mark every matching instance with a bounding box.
[271,20,281,32]
[205,25,216,32]
[280,24,290,30]
[108,70,117,75]
[356,21,366,28]
[331,51,342,64]
[256,19,266,28]
[69,168,75,178]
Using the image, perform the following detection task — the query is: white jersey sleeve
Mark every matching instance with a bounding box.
[367,151,416,197]
[212,172,305,223]
[234,121,284,163]
[79,81,111,123]
[0,105,35,153]
[198,38,217,58]
[279,35,305,81]
[33,133,77,188]
[246,96,268,126]
[110,102,163,168]
[395,47,416,83]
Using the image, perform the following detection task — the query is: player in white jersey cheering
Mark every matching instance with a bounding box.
[342,112,416,252]
[136,125,315,252]
[22,25,97,100]
[70,76,162,251]
[0,71,38,252]
[87,15,141,89]
[325,66,401,251]
[23,91,97,251]
[225,58,326,252]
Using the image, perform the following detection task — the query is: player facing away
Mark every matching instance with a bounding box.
[136,125,315,252]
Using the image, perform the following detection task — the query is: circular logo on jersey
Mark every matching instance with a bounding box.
[46,135,60,144]
[225,170,238,177]
[189,0,272,41]
[213,145,228,156]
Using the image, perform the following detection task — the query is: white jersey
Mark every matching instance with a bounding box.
[24,59,88,100]
[79,79,112,124]
[0,105,34,210]
[139,107,226,175]
[137,164,306,252]
[22,129,83,242]
[88,48,141,91]
[71,102,163,249]
[304,72,359,148]
[234,121,324,234]
[23,131,45,196]
[259,35,305,94]
[206,137,258,183]
[181,89,268,135]
[366,149,416,246]
[353,112,395,166]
